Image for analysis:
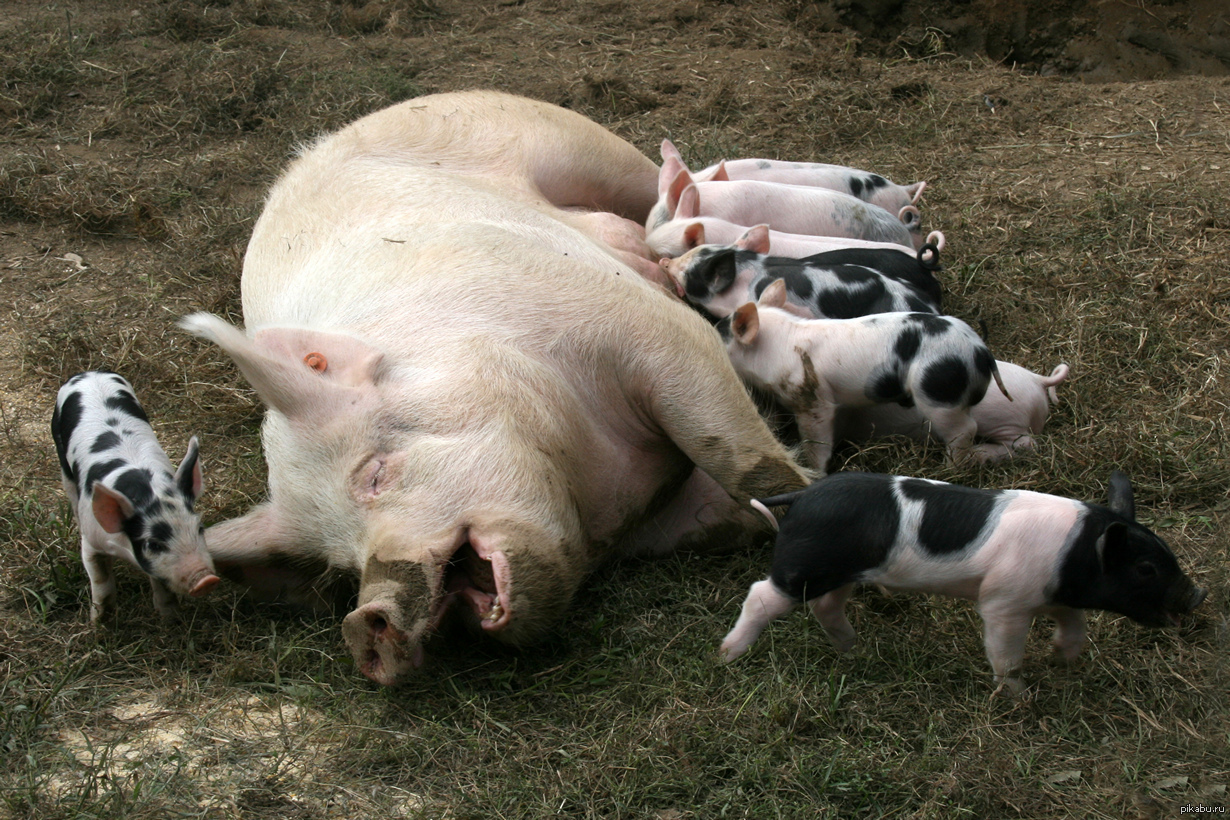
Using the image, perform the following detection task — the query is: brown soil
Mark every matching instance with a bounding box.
[811,0,1230,81]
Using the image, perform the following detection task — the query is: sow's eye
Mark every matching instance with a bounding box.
[353,456,394,502]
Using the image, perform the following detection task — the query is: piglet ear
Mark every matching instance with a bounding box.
[1095,521,1130,571]
[698,249,738,294]
[665,168,696,218]
[676,184,701,220]
[1107,471,1136,521]
[660,138,683,163]
[759,278,788,309]
[683,222,706,250]
[710,160,731,182]
[92,484,135,535]
[736,224,772,255]
[175,436,203,503]
[731,302,760,344]
[658,154,687,198]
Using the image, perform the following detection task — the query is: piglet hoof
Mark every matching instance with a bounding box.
[1051,641,1086,664]
[154,601,184,622]
[830,634,856,654]
[971,443,1013,464]
[717,640,746,664]
[991,676,1027,700]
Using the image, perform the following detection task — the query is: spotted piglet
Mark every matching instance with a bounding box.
[719,471,1207,694]
[718,279,1008,473]
[51,371,219,622]
[662,223,943,321]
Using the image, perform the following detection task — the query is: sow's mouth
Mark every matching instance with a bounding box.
[443,534,513,633]
[348,528,514,686]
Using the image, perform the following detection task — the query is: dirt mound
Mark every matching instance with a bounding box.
[792,0,1230,80]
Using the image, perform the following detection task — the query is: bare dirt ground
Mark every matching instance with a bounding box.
[1,1,1228,818]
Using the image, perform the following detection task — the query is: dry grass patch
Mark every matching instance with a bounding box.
[1,1,1227,818]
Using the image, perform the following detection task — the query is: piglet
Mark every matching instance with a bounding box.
[646,216,946,261]
[718,279,1007,473]
[838,362,1070,463]
[51,371,219,622]
[719,471,1207,694]
[653,171,916,249]
[663,223,943,320]
[654,140,927,243]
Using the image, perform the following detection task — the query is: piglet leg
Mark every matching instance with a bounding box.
[922,406,979,463]
[809,583,857,653]
[720,579,797,661]
[148,576,179,620]
[979,600,1032,696]
[1050,607,1088,661]
[796,405,839,475]
[83,539,115,625]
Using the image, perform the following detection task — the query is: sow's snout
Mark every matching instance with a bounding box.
[341,599,427,687]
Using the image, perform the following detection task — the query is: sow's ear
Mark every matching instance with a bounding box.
[204,503,345,609]
[179,313,384,419]
[1107,470,1136,521]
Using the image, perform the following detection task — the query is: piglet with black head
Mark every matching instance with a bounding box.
[720,471,1207,695]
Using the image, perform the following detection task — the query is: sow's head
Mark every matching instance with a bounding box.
[183,314,592,685]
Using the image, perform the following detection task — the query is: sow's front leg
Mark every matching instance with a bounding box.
[631,298,810,550]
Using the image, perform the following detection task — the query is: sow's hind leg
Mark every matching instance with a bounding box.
[364,91,659,223]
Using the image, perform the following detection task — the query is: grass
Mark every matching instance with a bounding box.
[1,1,1228,818]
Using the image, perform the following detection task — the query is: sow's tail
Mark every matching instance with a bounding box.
[749,489,808,532]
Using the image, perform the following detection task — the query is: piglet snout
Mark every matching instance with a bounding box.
[189,574,221,597]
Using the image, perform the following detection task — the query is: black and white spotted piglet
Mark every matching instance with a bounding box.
[720,472,1207,694]
[718,279,1007,473]
[51,371,219,622]
[661,222,943,321]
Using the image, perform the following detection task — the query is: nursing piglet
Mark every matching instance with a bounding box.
[839,362,1070,462]
[646,217,946,261]
[652,172,915,249]
[662,223,943,320]
[718,280,1007,473]
[719,471,1207,694]
[52,371,219,622]
[654,140,927,243]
